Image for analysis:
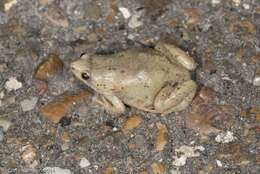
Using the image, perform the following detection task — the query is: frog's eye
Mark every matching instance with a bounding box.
[81,72,90,80]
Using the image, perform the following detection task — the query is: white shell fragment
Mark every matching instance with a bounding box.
[253,76,260,86]
[128,10,143,28]
[172,145,205,166]
[5,77,22,91]
[79,157,91,168]
[119,7,131,19]
[4,0,18,11]
[215,131,236,143]
[43,167,71,174]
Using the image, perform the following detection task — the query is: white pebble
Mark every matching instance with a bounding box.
[128,10,143,28]
[79,157,91,168]
[119,7,131,19]
[43,167,71,174]
[243,3,250,9]
[232,0,241,6]
[0,119,12,132]
[0,91,4,99]
[216,159,223,167]
[212,0,221,5]
[20,97,38,112]
[5,77,22,91]
[4,0,18,11]
[215,131,236,143]
[172,145,205,166]
[253,76,260,86]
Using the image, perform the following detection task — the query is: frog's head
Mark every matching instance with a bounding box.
[71,54,119,95]
[71,56,92,87]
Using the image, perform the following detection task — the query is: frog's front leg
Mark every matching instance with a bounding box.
[94,94,125,114]
[155,42,197,70]
[154,80,197,115]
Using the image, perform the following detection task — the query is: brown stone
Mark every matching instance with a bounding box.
[229,19,256,35]
[35,54,63,81]
[103,165,113,174]
[239,20,256,35]
[184,8,201,27]
[139,171,148,174]
[39,91,91,123]
[151,162,165,174]
[155,122,168,151]
[122,115,143,133]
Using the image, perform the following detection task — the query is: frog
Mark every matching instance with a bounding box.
[71,42,197,115]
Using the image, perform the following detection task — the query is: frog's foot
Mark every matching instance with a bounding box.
[155,42,197,70]
[154,80,197,115]
[95,94,125,114]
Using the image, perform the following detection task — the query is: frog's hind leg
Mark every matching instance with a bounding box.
[154,80,197,115]
[155,42,197,70]
[94,94,125,114]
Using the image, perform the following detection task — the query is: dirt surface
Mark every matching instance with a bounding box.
[0,0,259,173]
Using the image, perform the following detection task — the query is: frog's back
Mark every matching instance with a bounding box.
[92,48,190,108]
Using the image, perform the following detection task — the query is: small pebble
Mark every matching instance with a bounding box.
[128,10,143,28]
[0,63,7,72]
[151,162,165,174]
[216,159,223,167]
[5,77,22,91]
[119,7,131,19]
[20,97,38,112]
[20,143,38,168]
[253,75,260,86]
[4,0,17,11]
[215,131,236,143]
[172,145,205,166]
[45,7,69,27]
[43,167,71,174]
[59,117,71,127]
[0,91,4,99]
[34,54,63,81]
[0,128,4,142]
[0,119,12,132]
[232,0,241,6]
[211,0,221,5]
[243,3,250,10]
[155,122,168,151]
[122,115,143,133]
[79,157,91,168]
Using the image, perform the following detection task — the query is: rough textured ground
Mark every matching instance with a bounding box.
[0,0,259,174]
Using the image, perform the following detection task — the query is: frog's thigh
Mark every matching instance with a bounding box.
[155,42,196,70]
[95,94,125,114]
[154,80,197,114]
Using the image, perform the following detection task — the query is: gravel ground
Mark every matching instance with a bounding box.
[0,0,259,174]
